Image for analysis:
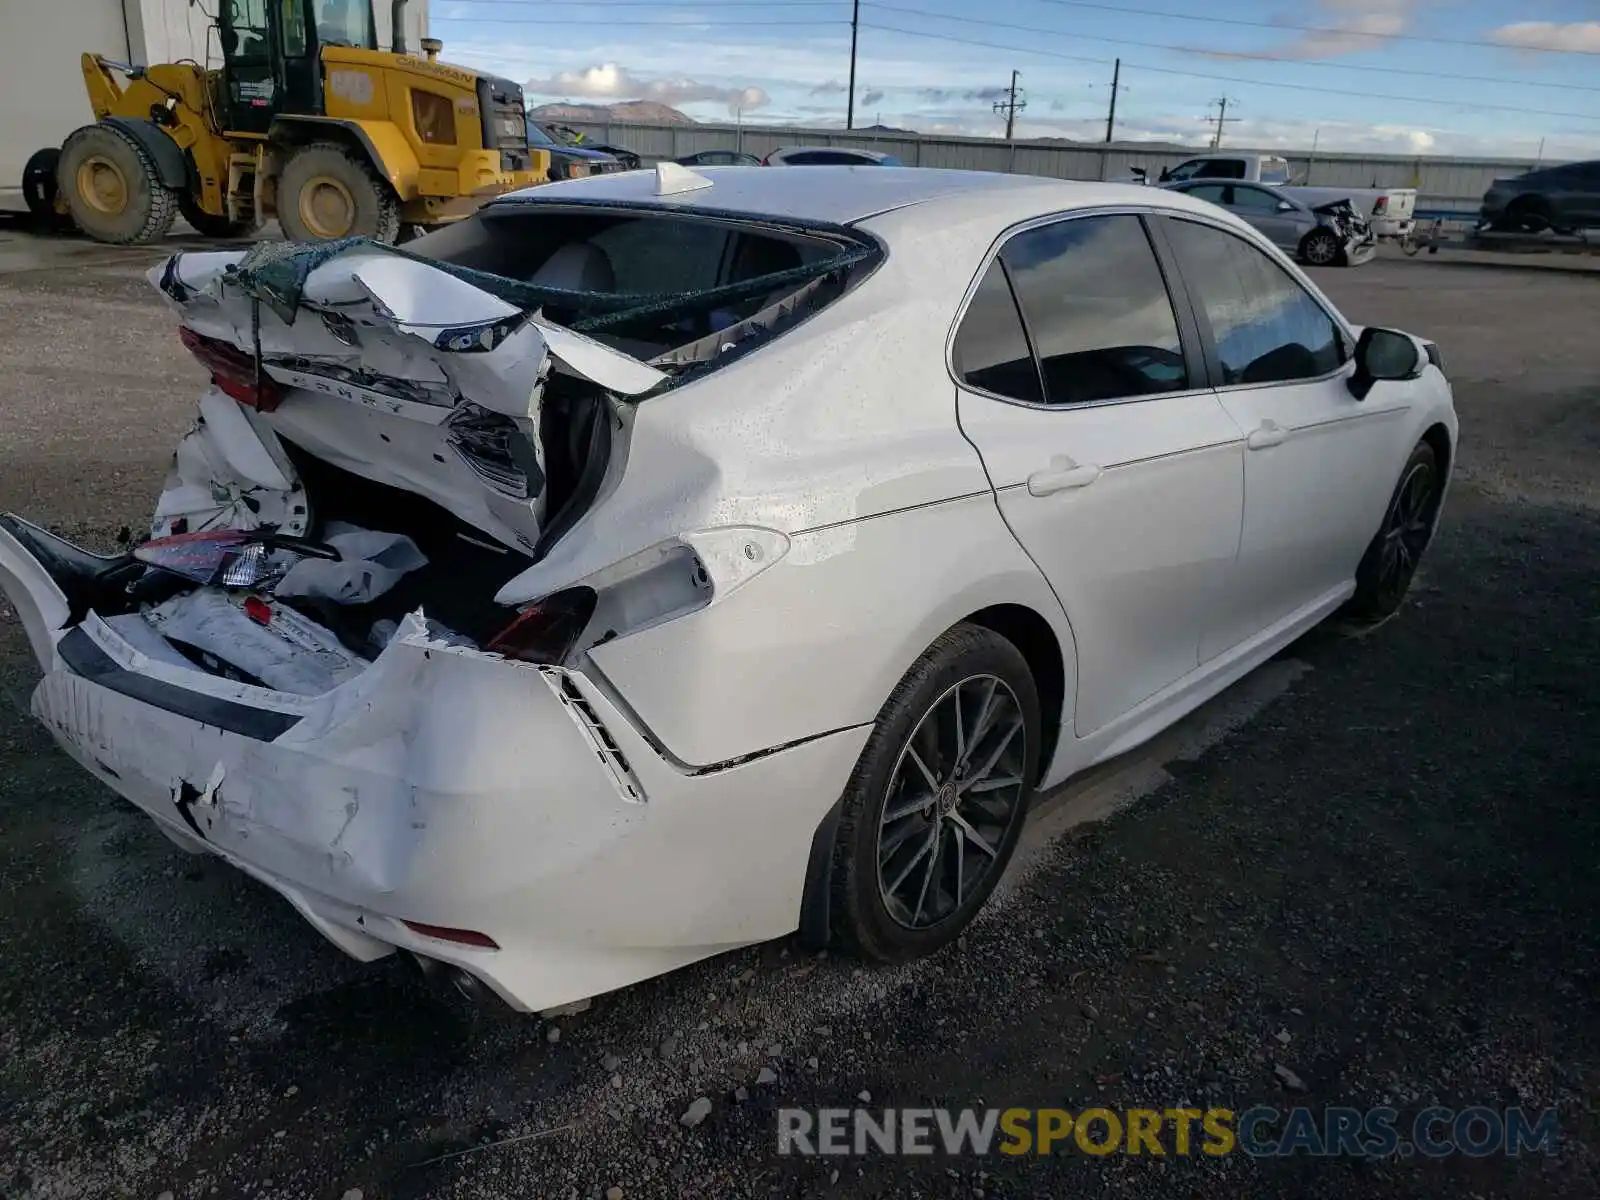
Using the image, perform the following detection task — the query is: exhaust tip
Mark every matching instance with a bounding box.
[409,952,493,1008]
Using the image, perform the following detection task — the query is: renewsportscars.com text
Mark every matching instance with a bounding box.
[777,1106,1558,1158]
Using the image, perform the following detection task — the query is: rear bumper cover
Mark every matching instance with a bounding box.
[5,525,868,1013]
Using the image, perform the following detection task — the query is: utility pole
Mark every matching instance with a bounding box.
[846,0,860,130]
[993,70,1026,142]
[1204,96,1239,149]
[1102,57,1124,144]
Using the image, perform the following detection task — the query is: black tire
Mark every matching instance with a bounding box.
[276,142,400,243]
[829,623,1040,962]
[1506,195,1552,234]
[178,195,260,239]
[56,124,178,245]
[1299,228,1341,267]
[22,148,74,231]
[1347,440,1443,621]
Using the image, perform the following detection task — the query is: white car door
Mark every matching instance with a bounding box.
[1156,215,1411,660]
[953,212,1245,737]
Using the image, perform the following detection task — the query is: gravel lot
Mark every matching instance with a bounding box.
[1,230,1597,1199]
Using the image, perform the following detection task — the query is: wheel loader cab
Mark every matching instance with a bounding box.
[218,0,377,133]
[218,0,374,129]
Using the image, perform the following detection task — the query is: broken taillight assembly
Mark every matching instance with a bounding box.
[136,529,260,585]
[135,529,338,587]
[179,326,284,411]
[486,586,597,665]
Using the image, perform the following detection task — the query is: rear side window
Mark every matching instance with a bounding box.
[1185,184,1230,204]
[952,262,1043,404]
[1164,218,1344,386]
[999,215,1188,405]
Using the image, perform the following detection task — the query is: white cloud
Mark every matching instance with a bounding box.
[522,62,770,115]
[1210,0,1419,61]
[1490,22,1600,53]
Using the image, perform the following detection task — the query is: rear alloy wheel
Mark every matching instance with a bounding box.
[56,124,177,245]
[1300,228,1341,266]
[1348,440,1442,621]
[829,624,1040,962]
[276,142,400,243]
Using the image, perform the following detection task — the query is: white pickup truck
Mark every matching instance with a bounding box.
[1132,152,1418,238]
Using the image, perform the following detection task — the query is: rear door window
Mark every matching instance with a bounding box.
[952,262,1043,404]
[997,214,1189,405]
[1185,184,1230,205]
[1163,218,1344,386]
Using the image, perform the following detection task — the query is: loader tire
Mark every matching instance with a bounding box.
[57,124,178,245]
[178,195,260,240]
[277,143,401,244]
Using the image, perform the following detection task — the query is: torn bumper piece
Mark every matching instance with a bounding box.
[5,530,867,1013]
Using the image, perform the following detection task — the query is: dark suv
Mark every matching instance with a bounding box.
[528,123,625,181]
[1480,160,1600,233]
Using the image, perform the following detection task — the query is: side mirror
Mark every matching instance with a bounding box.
[1131,166,1147,181]
[1349,327,1421,400]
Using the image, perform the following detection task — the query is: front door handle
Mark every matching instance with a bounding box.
[1027,456,1103,496]
[1246,420,1287,451]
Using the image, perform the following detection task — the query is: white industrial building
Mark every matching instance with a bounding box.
[2,0,428,188]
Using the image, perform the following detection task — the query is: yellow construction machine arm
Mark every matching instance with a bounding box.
[81,54,130,120]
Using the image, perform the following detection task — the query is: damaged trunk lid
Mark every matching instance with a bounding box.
[155,241,665,557]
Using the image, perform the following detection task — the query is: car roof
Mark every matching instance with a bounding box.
[495,166,1215,227]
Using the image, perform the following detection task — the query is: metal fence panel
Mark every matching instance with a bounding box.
[553,120,1545,212]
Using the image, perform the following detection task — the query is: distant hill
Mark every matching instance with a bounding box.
[529,101,695,125]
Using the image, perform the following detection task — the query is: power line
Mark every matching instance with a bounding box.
[856,22,1600,122]
[868,3,1600,93]
[440,0,843,5]
[432,15,843,24]
[1025,0,1600,57]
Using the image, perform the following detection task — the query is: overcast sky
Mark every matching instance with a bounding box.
[426,0,1600,157]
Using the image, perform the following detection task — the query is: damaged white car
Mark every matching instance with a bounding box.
[0,166,1456,1013]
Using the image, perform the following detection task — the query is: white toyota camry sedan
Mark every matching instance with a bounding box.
[0,166,1456,1013]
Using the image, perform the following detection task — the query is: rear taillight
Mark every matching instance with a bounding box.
[179,326,283,412]
[136,529,256,585]
[486,586,597,664]
[1373,196,1389,214]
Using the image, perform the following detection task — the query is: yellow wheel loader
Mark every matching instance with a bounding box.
[24,0,550,246]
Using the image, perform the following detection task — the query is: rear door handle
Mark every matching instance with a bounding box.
[1027,457,1103,496]
[1246,420,1287,451]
